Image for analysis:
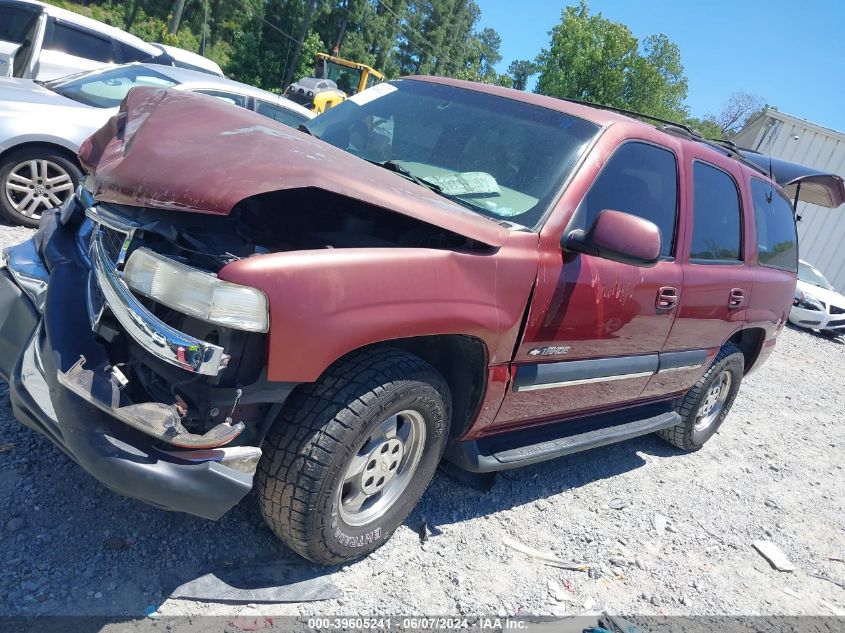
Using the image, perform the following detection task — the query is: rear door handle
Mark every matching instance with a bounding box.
[728,288,745,309]
[657,286,679,310]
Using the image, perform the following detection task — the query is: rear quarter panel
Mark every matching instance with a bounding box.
[740,165,797,373]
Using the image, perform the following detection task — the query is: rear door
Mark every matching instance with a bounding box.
[0,2,41,77]
[37,18,117,80]
[494,138,685,429]
[648,151,753,397]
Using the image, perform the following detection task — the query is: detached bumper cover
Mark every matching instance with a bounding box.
[0,212,257,520]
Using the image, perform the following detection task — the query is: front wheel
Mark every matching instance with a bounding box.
[0,147,81,227]
[657,343,744,451]
[257,348,451,564]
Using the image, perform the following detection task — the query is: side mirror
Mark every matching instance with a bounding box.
[563,209,661,267]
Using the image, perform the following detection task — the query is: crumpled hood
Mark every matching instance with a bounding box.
[79,87,509,247]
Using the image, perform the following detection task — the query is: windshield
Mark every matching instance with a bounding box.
[798,261,834,291]
[323,61,363,94]
[307,79,599,228]
[46,66,178,108]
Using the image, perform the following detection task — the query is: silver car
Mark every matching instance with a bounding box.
[0,62,314,226]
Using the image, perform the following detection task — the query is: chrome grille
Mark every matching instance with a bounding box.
[99,226,128,264]
[830,305,845,315]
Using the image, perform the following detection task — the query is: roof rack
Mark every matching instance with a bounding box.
[560,97,769,177]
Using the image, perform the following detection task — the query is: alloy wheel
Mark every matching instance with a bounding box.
[4,159,74,220]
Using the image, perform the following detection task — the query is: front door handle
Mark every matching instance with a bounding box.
[728,288,745,309]
[657,286,679,310]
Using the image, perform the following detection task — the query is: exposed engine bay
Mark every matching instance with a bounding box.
[104,187,489,276]
[80,187,489,446]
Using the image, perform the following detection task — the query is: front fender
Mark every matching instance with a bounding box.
[218,233,538,382]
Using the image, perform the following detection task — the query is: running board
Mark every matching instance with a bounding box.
[446,409,681,473]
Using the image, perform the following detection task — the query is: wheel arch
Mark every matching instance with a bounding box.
[283,334,490,442]
[727,327,766,373]
[0,138,83,169]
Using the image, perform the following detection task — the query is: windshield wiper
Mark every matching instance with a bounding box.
[363,159,512,221]
[364,159,481,210]
[366,160,438,190]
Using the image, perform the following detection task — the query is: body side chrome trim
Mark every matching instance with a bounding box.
[656,349,708,374]
[656,363,703,374]
[513,354,658,392]
[515,370,655,392]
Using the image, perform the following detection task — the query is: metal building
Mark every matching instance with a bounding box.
[734,109,845,291]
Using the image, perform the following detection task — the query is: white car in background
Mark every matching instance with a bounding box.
[0,0,223,80]
[0,63,314,226]
[0,0,161,80]
[150,43,224,77]
[789,260,845,336]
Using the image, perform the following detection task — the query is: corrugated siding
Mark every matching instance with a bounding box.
[734,111,845,292]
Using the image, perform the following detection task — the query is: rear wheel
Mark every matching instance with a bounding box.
[658,343,744,450]
[0,147,81,227]
[257,348,451,564]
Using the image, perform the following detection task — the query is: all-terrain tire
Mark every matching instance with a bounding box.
[257,348,451,564]
[0,146,82,228]
[657,343,744,451]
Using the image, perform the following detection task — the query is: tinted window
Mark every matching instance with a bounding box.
[691,162,742,261]
[750,179,798,272]
[0,6,38,44]
[118,41,153,63]
[11,11,40,77]
[573,142,678,257]
[47,22,115,63]
[194,89,247,108]
[256,100,308,128]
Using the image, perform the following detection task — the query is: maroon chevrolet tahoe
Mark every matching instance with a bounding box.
[1,78,843,564]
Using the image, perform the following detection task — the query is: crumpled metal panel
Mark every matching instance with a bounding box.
[78,87,509,247]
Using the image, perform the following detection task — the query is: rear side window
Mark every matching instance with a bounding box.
[691,162,742,262]
[751,179,798,272]
[118,41,153,63]
[573,141,678,257]
[256,100,309,128]
[46,22,115,63]
[0,6,39,44]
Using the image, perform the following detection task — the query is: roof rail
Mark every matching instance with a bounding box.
[559,97,769,177]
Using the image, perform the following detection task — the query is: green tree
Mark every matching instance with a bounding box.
[535,1,688,119]
[507,59,537,91]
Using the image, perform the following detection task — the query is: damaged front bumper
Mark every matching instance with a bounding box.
[0,205,286,520]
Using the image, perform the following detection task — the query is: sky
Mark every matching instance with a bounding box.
[475,0,845,133]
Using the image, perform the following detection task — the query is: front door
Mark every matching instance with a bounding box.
[494,140,684,430]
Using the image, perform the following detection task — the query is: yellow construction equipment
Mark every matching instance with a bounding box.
[284,53,384,114]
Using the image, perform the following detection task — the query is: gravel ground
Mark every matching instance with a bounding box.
[1,221,843,621]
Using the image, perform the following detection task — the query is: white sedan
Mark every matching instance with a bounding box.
[789,260,845,335]
[0,63,313,227]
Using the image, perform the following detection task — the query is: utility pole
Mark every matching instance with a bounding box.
[169,0,186,35]
[282,0,317,89]
[333,0,349,55]
[199,0,209,56]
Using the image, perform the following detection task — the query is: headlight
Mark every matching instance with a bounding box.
[793,291,824,311]
[122,248,269,333]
